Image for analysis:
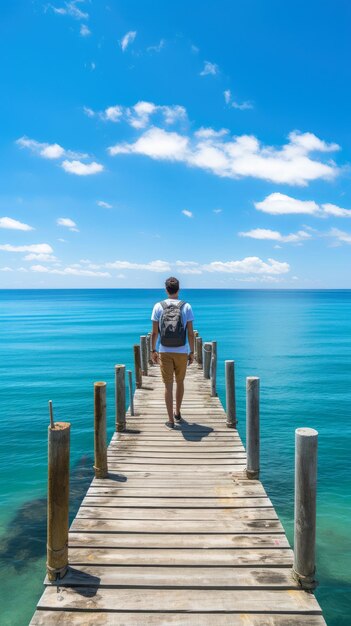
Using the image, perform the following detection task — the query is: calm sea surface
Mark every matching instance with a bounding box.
[0,289,350,625]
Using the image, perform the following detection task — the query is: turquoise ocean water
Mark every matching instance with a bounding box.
[0,289,350,625]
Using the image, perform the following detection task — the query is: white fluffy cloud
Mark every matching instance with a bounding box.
[16,136,86,160]
[120,31,137,51]
[255,193,351,217]
[239,228,311,243]
[23,253,58,262]
[108,125,339,186]
[97,200,113,209]
[200,61,218,76]
[109,127,188,160]
[202,257,290,275]
[61,160,103,175]
[86,101,187,129]
[255,193,321,215]
[57,217,79,231]
[182,210,193,218]
[0,243,53,254]
[105,260,171,272]
[0,217,34,231]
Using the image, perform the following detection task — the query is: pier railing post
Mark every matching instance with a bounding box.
[193,330,199,359]
[196,337,203,368]
[140,335,148,375]
[115,364,126,432]
[203,342,212,379]
[225,360,237,428]
[93,382,108,478]
[128,369,134,416]
[133,344,142,389]
[246,376,259,479]
[293,427,318,590]
[147,333,153,366]
[211,341,217,397]
[47,420,70,581]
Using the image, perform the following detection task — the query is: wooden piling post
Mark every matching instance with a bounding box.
[193,330,199,359]
[93,382,108,479]
[203,342,212,379]
[293,427,318,590]
[196,337,203,368]
[140,335,148,376]
[133,344,142,389]
[246,376,260,479]
[47,421,70,581]
[225,360,237,428]
[115,364,126,432]
[211,341,217,397]
[147,333,153,366]
[128,369,134,416]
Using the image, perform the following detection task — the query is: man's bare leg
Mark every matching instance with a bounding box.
[175,380,184,416]
[165,382,174,423]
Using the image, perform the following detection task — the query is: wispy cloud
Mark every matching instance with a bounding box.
[97,200,113,209]
[108,121,340,186]
[23,253,58,262]
[224,89,253,110]
[0,243,53,254]
[48,1,89,20]
[31,264,110,277]
[182,210,193,218]
[200,61,219,76]
[120,30,137,52]
[16,136,87,160]
[213,208,222,214]
[57,217,79,231]
[256,193,351,217]
[61,160,103,175]
[239,228,311,243]
[80,24,90,36]
[105,260,171,272]
[0,217,34,231]
[328,228,351,245]
[147,39,165,53]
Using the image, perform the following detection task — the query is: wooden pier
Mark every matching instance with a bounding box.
[30,344,326,625]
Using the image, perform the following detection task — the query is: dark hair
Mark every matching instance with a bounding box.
[165,276,180,295]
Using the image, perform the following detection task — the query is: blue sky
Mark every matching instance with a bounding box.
[1,0,351,288]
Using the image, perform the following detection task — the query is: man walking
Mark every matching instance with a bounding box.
[151,277,195,429]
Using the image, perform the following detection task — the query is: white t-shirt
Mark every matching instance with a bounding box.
[151,299,194,353]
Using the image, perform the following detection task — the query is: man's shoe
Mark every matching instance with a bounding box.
[174,412,182,422]
[165,421,175,430]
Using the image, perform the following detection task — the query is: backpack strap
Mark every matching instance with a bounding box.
[160,300,169,310]
[176,300,186,309]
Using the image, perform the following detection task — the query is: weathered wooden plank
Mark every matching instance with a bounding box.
[68,532,290,549]
[87,485,267,497]
[37,586,323,613]
[76,506,278,521]
[106,458,244,465]
[44,565,298,589]
[30,611,328,626]
[104,462,246,471]
[70,518,284,533]
[81,496,272,508]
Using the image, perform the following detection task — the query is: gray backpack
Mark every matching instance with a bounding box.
[159,300,186,347]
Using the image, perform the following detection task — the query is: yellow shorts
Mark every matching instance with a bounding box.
[159,352,188,384]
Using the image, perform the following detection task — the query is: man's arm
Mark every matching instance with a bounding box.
[151,320,159,363]
[187,321,194,364]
